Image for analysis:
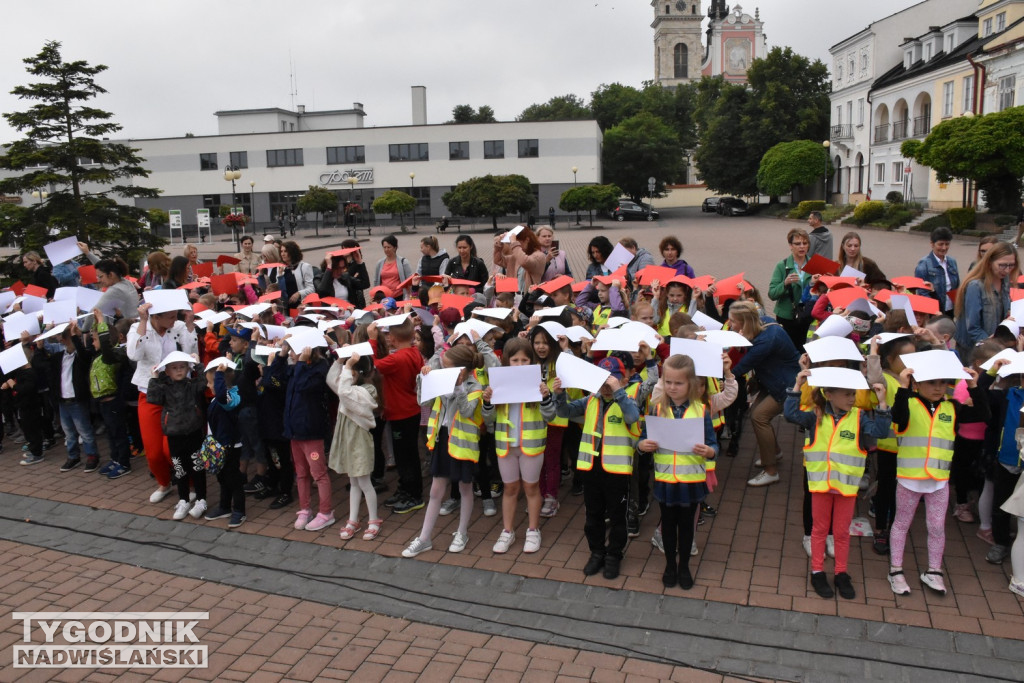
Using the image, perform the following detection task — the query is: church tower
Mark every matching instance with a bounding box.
[652,0,705,87]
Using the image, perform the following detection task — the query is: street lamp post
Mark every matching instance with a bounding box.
[249,181,255,236]
[571,166,579,225]
[409,172,416,230]
[224,165,242,250]
[346,175,358,233]
[30,190,48,207]
[822,141,831,203]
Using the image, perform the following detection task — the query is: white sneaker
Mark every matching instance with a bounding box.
[802,535,812,558]
[888,570,911,595]
[439,498,459,516]
[690,540,699,556]
[481,499,497,517]
[651,527,664,554]
[172,500,190,520]
[402,536,432,558]
[920,570,946,595]
[189,499,208,519]
[150,485,173,504]
[754,453,782,468]
[747,471,780,487]
[493,529,516,554]
[524,529,541,553]
[826,535,835,558]
[449,531,469,553]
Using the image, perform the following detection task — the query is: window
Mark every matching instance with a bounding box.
[848,56,855,81]
[674,43,688,79]
[962,75,974,113]
[229,151,248,169]
[76,157,97,166]
[983,18,993,37]
[892,162,904,184]
[199,153,218,171]
[924,43,932,61]
[999,75,1016,111]
[874,163,885,184]
[326,146,365,164]
[904,50,912,69]
[836,63,843,83]
[857,98,865,125]
[942,81,954,117]
[266,148,303,167]
[945,35,953,53]
[484,140,504,159]
[202,195,221,209]
[388,143,429,162]
[997,12,1006,31]
[518,139,539,158]
[860,51,869,75]
[449,141,470,160]
[835,105,842,124]
[846,101,852,126]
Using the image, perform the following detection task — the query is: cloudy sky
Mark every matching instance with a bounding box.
[0,0,927,143]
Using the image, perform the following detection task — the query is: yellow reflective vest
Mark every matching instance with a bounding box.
[543,364,579,427]
[593,304,611,329]
[426,390,484,462]
[896,398,955,481]
[803,408,868,496]
[494,402,548,457]
[578,395,640,474]
[652,402,709,483]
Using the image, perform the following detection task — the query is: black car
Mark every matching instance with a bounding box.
[716,197,749,216]
[701,196,722,213]
[612,200,659,222]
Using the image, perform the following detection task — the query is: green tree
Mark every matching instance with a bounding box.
[559,183,621,227]
[448,104,497,124]
[603,112,685,202]
[517,94,592,122]
[297,185,338,236]
[589,83,646,131]
[372,190,416,231]
[757,140,832,200]
[693,82,759,196]
[0,41,165,269]
[902,108,1024,212]
[441,174,534,230]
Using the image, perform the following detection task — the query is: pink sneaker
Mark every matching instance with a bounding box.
[953,503,975,523]
[976,528,995,546]
[304,512,336,532]
[294,509,311,530]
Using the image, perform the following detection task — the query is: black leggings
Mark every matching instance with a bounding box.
[168,432,207,503]
[951,436,983,505]
[217,446,245,514]
[660,502,698,569]
[873,449,897,532]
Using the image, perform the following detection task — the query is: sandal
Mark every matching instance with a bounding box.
[363,519,383,541]
[339,520,361,540]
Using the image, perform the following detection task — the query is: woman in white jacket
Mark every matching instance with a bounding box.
[280,241,315,306]
[126,302,198,504]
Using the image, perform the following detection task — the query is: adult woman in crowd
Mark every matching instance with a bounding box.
[768,228,814,351]
[260,240,282,287]
[316,250,369,308]
[162,257,190,290]
[78,244,140,322]
[234,235,259,276]
[183,243,201,282]
[340,238,370,306]
[834,231,887,283]
[727,300,801,487]
[21,251,59,298]
[953,241,1018,358]
[969,235,1000,271]
[415,236,450,284]
[139,251,170,290]
[444,234,488,289]
[585,236,614,279]
[659,236,695,279]
[536,226,572,282]
[373,234,414,297]
[280,241,315,306]
[620,237,655,287]
[494,226,546,289]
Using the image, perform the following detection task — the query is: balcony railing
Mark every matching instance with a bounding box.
[830,123,853,140]
[892,119,909,140]
[873,124,890,144]
[913,115,931,137]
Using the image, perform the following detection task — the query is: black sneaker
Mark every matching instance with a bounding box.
[602,556,621,580]
[60,457,81,472]
[834,572,856,600]
[662,560,677,588]
[678,565,694,590]
[243,477,266,495]
[393,497,425,514]
[254,486,275,501]
[811,572,835,598]
[228,512,246,528]
[582,554,605,576]
[626,513,640,538]
[269,493,293,510]
[872,530,890,555]
[371,477,388,493]
[204,506,232,521]
[384,492,405,507]
[83,455,100,473]
[700,502,717,517]
[42,439,57,451]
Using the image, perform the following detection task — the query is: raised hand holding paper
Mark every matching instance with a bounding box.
[488,365,542,404]
[556,353,610,394]
[43,236,83,267]
[143,290,191,315]
[419,367,462,403]
[645,415,704,454]
[669,338,724,378]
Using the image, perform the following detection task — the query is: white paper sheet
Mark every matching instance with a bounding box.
[534,306,566,319]
[419,366,462,403]
[36,322,69,342]
[143,289,191,315]
[412,307,435,326]
[43,300,77,326]
[539,321,568,339]
[690,310,723,331]
[374,313,411,328]
[204,357,233,372]
[814,314,854,339]
[980,348,1019,371]
[450,318,499,343]
[261,324,288,340]
[2,312,40,339]
[236,303,271,319]
[282,327,328,354]
[839,265,867,280]
[335,341,374,359]
[156,350,196,371]
[645,415,705,454]
[318,319,347,332]
[75,286,104,314]
[696,329,751,348]
[999,318,1020,338]
[197,310,232,325]
[591,328,640,352]
[669,338,724,378]
[562,326,594,343]
[807,367,869,390]
[556,353,610,394]
[1012,299,1024,323]
[0,343,29,374]
[500,225,526,244]
[19,295,46,315]
[43,236,83,267]
[900,350,970,381]
[472,307,513,320]
[870,332,911,346]
[53,287,77,302]
[803,336,864,363]
[889,294,918,328]
[602,243,634,274]
[604,317,631,329]
[254,344,280,358]
[620,321,660,349]
[488,364,543,404]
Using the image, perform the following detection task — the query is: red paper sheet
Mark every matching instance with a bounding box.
[440,293,474,311]
[891,276,930,290]
[258,291,281,303]
[210,274,239,296]
[826,286,871,311]
[495,275,519,293]
[23,284,48,298]
[78,265,98,285]
[8,281,24,296]
[635,265,679,287]
[216,255,241,268]
[819,276,858,290]
[537,275,573,294]
[192,262,214,279]
[801,254,841,276]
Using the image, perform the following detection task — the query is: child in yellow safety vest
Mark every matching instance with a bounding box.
[482,338,556,555]
[553,356,641,581]
[638,355,718,590]
[530,325,579,519]
[402,344,485,559]
[887,357,989,596]
[784,368,891,600]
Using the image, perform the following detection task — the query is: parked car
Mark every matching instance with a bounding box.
[701,196,722,213]
[716,197,749,216]
[611,200,659,222]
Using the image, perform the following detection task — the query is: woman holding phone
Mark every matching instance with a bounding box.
[536,226,572,283]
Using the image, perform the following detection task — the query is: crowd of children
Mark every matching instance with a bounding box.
[2,226,1022,601]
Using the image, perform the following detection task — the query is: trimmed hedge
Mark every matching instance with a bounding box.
[885,191,904,204]
[948,207,976,233]
[849,200,885,224]
[787,200,826,219]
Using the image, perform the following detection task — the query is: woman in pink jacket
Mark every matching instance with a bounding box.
[493,227,547,291]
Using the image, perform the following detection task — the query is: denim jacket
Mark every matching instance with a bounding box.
[953,277,1010,351]
[914,252,959,314]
